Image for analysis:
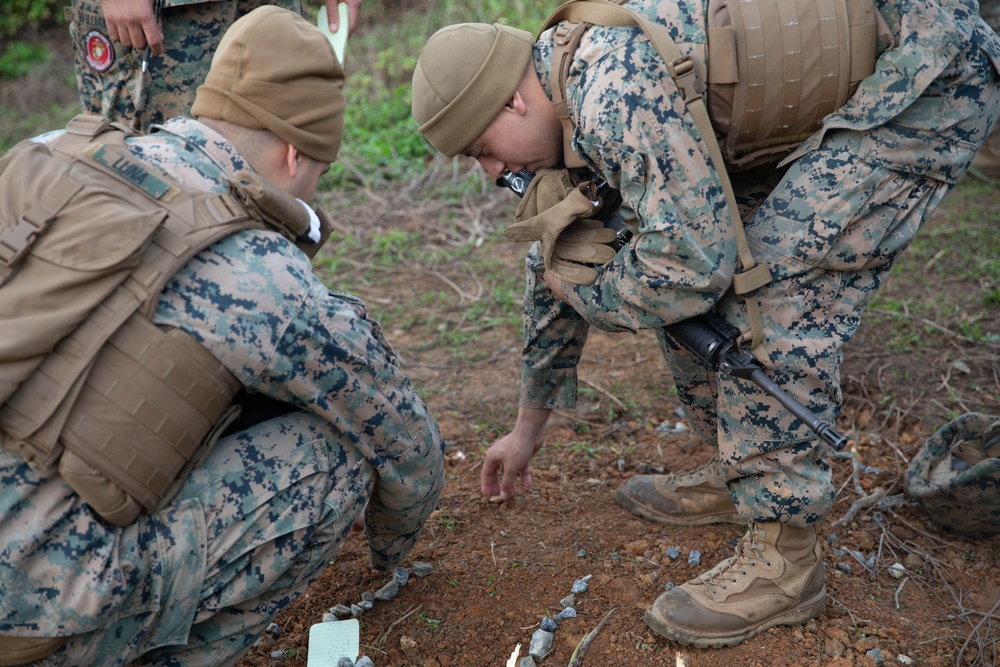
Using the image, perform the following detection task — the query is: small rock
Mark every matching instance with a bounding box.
[322,612,338,622]
[400,635,418,651]
[571,574,592,594]
[664,582,676,591]
[337,657,355,667]
[898,655,914,665]
[350,603,364,618]
[826,533,838,545]
[519,657,537,667]
[330,604,352,619]
[577,549,586,558]
[559,594,576,608]
[540,617,557,632]
[611,552,621,563]
[375,581,400,601]
[836,562,853,575]
[393,566,409,587]
[355,657,375,667]
[866,648,885,666]
[529,629,554,659]
[357,599,373,610]
[617,458,626,472]
[887,563,906,579]
[360,591,375,602]
[271,649,289,659]
[266,623,281,637]
[412,561,434,577]
[554,607,577,620]
[687,550,701,566]
[666,546,681,560]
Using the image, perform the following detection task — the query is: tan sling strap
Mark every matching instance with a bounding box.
[542,0,772,354]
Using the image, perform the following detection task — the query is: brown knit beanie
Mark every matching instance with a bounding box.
[412,23,534,157]
[191,6,345,163]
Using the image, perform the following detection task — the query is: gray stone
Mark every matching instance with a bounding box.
[330,604,352,619]
[570,574,592,594]
[360,591,375,602]
[519,657,537,667]
[337,658,355,667]
[357,599,373,610]
[355,657,375,667]
[866,648,885,666]
[411,561,433,577]
[374,581,399,601]
[554,607,577,620]
[393,566,409,587]
[350,603,364,618]
[666,546,680,560]
[559,594,576,608]
[266,622,281,637]
[687,550,701,566]
[529,629,554,659]
[540,617,557,632]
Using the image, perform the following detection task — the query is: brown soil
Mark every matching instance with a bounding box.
[236,179,1000,667]
[5,18,998,667]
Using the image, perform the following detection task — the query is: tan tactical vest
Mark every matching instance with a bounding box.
[0,114,332,528]
[545,0,878,171]
[541,0,877,355]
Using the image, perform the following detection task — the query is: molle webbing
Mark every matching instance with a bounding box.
[706,0,877,169]
[0,114,283,526]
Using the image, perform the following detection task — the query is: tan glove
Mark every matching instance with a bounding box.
[504,169,620,285]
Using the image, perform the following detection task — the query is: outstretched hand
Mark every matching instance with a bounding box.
[480,408,551,500]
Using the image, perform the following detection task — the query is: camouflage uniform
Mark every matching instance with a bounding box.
[0,118,445,666]
[67,0,300,131]
[972,0,1000,179]
[520,0,1000,525]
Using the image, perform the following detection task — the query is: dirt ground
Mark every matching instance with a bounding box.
[4,19,998,667]
[234,184,1000,667]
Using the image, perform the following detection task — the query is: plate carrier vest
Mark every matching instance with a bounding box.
[541,0,877,354]
[0,114,332,528]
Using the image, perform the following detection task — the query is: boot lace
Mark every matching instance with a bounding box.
[700,523,770,594]
[660,452,722,486]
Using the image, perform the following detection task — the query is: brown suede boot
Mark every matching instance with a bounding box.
[614,454,743,525]
[644,521,826,647]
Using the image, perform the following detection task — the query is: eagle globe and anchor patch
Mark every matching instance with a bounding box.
[85,29,115,72]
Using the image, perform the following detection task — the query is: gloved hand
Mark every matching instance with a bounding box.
[504,169,620,285]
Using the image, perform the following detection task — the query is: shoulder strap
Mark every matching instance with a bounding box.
[540,0,771,356]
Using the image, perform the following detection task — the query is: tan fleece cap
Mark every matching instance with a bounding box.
[412,22,534,157]
[191,6,345,163]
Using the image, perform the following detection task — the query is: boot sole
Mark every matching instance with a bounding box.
[643,588,827,648]
[614,488,745,526]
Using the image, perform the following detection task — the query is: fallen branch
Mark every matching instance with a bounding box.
[375,603,421,647]
[568,607,616,667]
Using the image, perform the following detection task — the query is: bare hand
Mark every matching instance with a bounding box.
[325,0,363,35]
[480,408,550,500]
[101,0,163,54]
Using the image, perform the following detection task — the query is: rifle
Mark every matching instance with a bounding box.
[498,168,848,451]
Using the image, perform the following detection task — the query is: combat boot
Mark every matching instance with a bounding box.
[614,454,743,525]
[644,521,826,647]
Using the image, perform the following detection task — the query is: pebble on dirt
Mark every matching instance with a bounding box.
[355,657,374,667]
[518,657,537,667]
[374,581,399,601]
[411,561,433,577]
[528,629,553,659]
[570,574,592,594]
[392,566,409,586]
[540,617,557,632]
[554,607,577,620]
[337,657,354,667]
[687,550,701,566]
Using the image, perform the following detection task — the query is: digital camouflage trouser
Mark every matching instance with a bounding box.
[67,0,301,132]
[3,411,373,667]
[659,32,1000,526]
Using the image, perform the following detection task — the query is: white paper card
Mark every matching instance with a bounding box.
[306,619,360,667]
[316,3,350,65]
